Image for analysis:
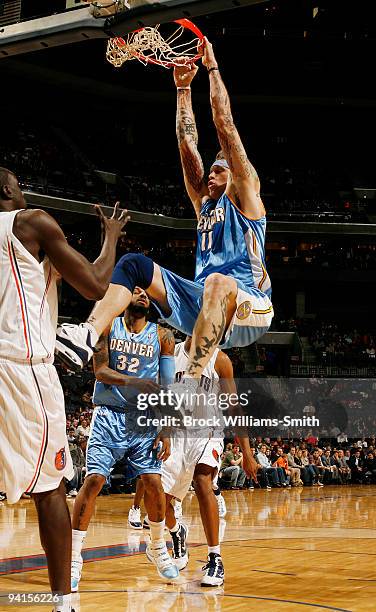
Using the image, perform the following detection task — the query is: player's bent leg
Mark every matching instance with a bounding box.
[193,465,224,587]
[71,473,106,592]
[187,274,237,378]
[55,254,168,371]
[33,481,72,607]
[142,474,179,582]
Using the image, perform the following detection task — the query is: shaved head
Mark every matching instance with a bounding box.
[0,168,26,210]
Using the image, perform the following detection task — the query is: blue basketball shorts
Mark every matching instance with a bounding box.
[86,406,161,480]
[152,267,274,349]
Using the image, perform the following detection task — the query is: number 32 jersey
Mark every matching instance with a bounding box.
[93,317,160,410]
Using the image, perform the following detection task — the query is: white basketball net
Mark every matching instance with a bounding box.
[106,24,201,68]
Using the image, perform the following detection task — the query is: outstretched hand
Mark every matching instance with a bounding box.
[94,201,130,244]
[199,37,218,71]
[173,58,199,87]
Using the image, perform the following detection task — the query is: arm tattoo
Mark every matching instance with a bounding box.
[93,333,109,370]
[176,90,205,196]
[209,71,259,182]
[159,327,175,356]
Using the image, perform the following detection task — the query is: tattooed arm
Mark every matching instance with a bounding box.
[202,39,265,220]
[174,63,209,218]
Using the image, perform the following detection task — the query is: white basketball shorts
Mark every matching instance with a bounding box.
[0,360,73,504]
[161,435,223,501]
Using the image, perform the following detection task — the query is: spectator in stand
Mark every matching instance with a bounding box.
[272,448,291,488]
[306,431,318,446]
[220,444,247,490]
[310,449,325,486]
[365,452,376,483]
[337,432,348,446]
[257,444,284,489]
[287,447,302,487]
[337,450,351,483]
[77,418,90,438]
[66,436,87,497]
[300,449,316,485]
[322,449,339,484]
[348,450,365,483]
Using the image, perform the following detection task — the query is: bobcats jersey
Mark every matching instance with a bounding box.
[93,318,160,410]
[195,193,271,297]
[175,341,220,395]
[174,342,223,434]
[0,210,58,363]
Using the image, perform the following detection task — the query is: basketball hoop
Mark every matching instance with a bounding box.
[106,18,204,69]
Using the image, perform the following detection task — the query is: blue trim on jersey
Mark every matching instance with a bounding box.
[93,318,160,409]
[195,193,271,297]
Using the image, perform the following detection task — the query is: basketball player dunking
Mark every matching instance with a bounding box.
[71,287,179,588]
[55,38,271,481]
[0,168,127,612]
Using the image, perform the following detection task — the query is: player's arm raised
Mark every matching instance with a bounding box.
[94,330,160,393]
[174,63,209,219]
[14,203,129,300]
[202,38,265,220]
[215,351,258,481]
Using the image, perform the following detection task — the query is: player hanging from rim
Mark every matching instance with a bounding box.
[0,167,128,612]
[55,38,271,480]
[71,288,179,590]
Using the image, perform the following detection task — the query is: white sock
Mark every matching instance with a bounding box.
[72,529,86,557]
[83,322,98,345]
[169,521,179,534]
[148,519,165,543]
[54,593,71,612]
[208,545,221,556]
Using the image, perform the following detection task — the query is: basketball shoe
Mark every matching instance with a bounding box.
[201,553,224,587]
[216,494,227,518]
[55,323,97,371]
[128,506,142,530]
[71,553,83,593]
[170,523,189,570]
[146,540,180,581]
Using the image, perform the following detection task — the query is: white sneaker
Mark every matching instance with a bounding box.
[71,553,83,592]
[174,500,183,519]
[216,494,227,518]
[128,506,142,530]
[68,489,78,498]
[201,553,224,587]
[55,323,97,372]
[146,540,180,582]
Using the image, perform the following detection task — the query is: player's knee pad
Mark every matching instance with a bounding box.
[111,253,154,293]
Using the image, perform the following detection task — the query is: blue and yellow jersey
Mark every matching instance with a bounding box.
[93,317,160,409]
[195,193,271,298]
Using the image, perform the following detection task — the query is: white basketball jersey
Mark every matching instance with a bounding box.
[0,210,58,363]
[174,341,220,394]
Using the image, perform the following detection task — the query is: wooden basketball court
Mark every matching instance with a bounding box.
[1,486,376,611]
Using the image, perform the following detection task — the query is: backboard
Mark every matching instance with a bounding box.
[0,0,270,59]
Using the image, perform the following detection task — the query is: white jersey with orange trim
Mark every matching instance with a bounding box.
[161,342,223,501]
[0,210,58,363]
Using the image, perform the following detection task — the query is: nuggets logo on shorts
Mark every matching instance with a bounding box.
[212,449,220,463]
[55,448,66,471]
[236,300,252,320]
